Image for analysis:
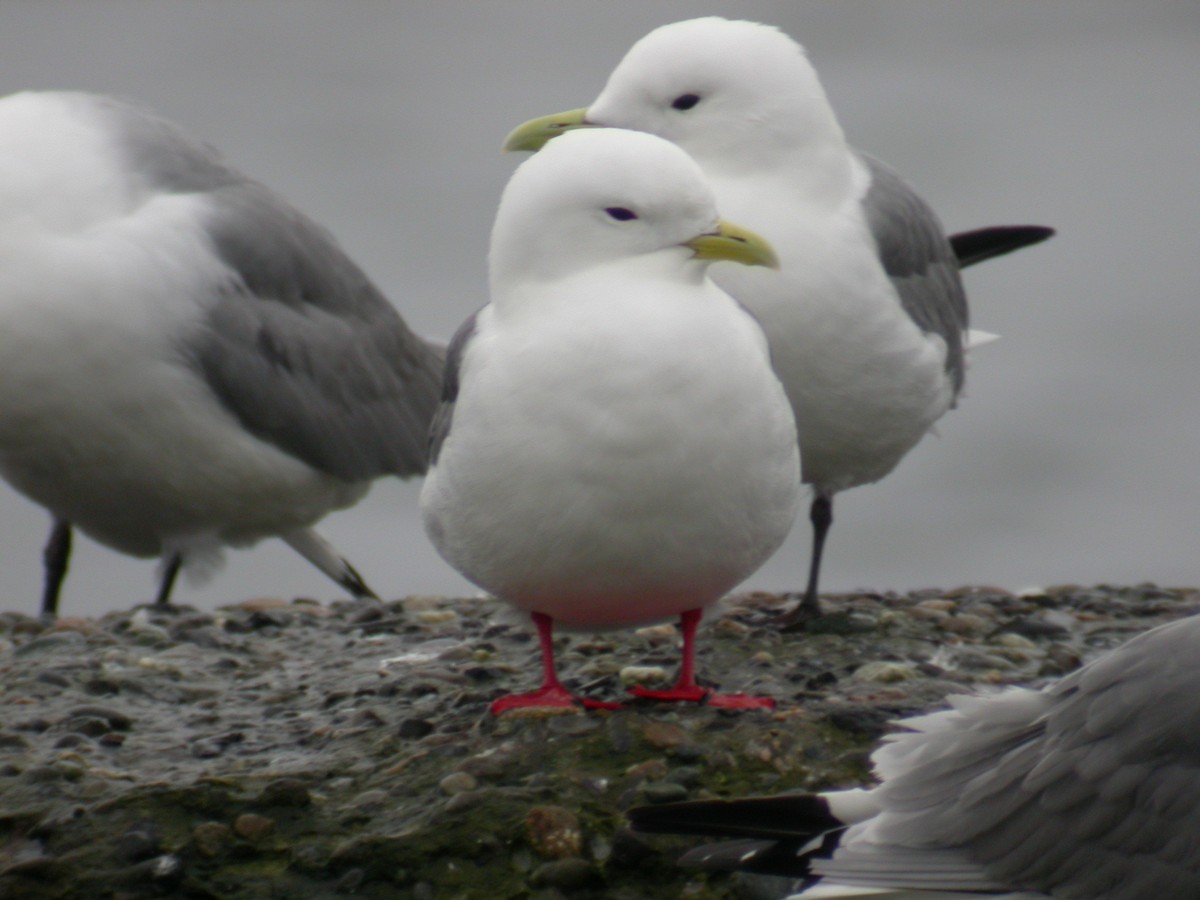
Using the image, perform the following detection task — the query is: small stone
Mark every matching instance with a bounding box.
[233,813,275,841]
[192,822,231,858]
[529,857,596,890]
[641,781,689,804]
[939,614,990,635]
[15,631,86,657]
[667,765,703,787]
[117,820,163,862]
[228,597,291,613]
[713,618,750,636]
[619,665,669,687]
[0,732,31,750]
[852,661,918,683]
[438,772,477,795]
[625,759,669,781]
[130,854,183,886]
[751,650,775,665]
[63,716,111,737]
[68,705,133,730]
[289,843,329,873]
[98,732,126,748]
[398,718,434,739]
[415,609,459,626]
[257,777,311,807]
[525,805,583,859]
[992,632,1037,649]
[642,722,687,750]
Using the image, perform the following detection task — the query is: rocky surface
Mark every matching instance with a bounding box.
[0,584,1196,898]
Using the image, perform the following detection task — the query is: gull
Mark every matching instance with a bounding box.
[420,127,800,714]
[0,91,443,617]
[504,17,1053,625]
[629,614,1200,898]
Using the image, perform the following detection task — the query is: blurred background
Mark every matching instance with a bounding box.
[0,1,1196,618]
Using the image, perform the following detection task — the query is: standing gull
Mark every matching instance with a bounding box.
[0,91,443,617]
[628,613,1200,898]
[421,127,800,714]
[504,17,1053,624]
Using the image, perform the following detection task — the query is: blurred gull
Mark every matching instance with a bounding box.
[0,91,443,617]
[629,614,1200,898]
[421,128,799,714]
[505,17,1052,625]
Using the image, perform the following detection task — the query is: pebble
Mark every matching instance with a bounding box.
[233,813,275,841]
[438,772,477,795]
[525,805,582,859]
[641,781,689,804]
[192,822,231,858]
[619,665,669,686]
[852,661,918,683]
[642,722,688,750]
[529,858,596,890]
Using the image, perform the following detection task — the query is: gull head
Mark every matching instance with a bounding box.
[504,17,844,173]
[490,127,776,293]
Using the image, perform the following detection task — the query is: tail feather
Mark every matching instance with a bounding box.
[627,794,842,842]
[950,225,1055,268]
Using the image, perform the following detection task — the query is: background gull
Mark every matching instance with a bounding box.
[421,127,799,713]
[504,16,1053,625]
[0,91,443,616]
[629,612,1200,898]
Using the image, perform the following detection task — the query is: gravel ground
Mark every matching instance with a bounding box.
[1,583,1196,899]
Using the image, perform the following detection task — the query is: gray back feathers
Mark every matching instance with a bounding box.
[99,95,444,482]
[859,152,968,393]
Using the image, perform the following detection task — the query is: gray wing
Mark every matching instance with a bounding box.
[834,615,1200,898]
[857,151,968,393]
[101,95,444,482]
[428,311,480,466]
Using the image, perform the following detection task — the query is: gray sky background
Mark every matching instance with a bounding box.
[0,2,1196,618]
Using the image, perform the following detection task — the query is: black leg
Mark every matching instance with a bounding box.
[154,553,182,607]
[774,494,832,629]
[338,559,379,601]
[40,518,73,619]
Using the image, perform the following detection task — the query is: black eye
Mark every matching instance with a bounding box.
[671,93,701,111]
[605,207,638,221]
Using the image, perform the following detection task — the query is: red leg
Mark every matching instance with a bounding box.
[628,609,775,710]
[490,612,622,715]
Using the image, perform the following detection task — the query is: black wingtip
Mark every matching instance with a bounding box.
[627,794,842,841]
[950,224,1056,269]
[340,562,380,601]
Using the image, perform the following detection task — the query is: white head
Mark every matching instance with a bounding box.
[506,18,846,180]
[489,127,776,298]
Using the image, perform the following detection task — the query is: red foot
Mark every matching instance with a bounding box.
[490,684,622,716]
[628,684,775,709]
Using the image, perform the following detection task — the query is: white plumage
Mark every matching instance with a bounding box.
[0,91,442,614]
[422,127,799,713]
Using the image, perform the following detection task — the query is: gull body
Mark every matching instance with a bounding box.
[630,614,1200,898]
[506,17,1052,620]
[0,91,443,614]
[421,128,799,711]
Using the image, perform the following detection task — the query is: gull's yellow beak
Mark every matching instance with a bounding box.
[502,107,590,152]
[685,220,780,270]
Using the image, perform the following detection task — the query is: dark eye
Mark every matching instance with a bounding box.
[605,207,638,221]
[671,93,701,111]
